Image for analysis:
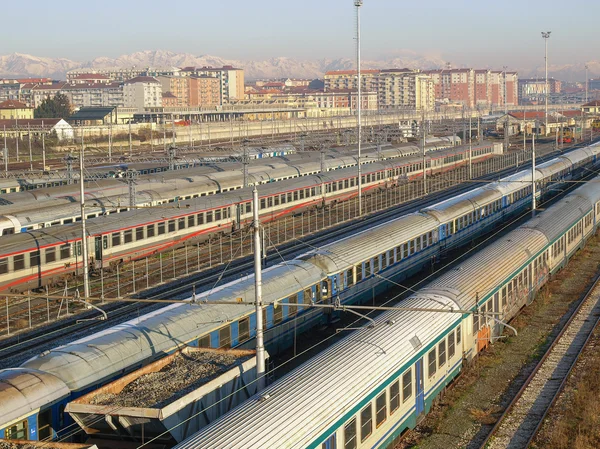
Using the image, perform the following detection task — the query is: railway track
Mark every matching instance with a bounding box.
[0,143,581,360]
[481,273,600,449]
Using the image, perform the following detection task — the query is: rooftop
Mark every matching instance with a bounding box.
[0,99,30,109]
[68,107,116,121]
[324,69,380,76]
[124,76,160,85]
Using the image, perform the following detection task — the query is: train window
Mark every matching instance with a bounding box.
[416,237,421,252]
[124,230,133,244]
[188,215,195,228]
[112,232,121,246]
[294,191,299,201]
[206,211,213,223]
[448,332,455,359]
[346,268,354,287]
[288,294,298,317]
[402,369,412,402]
[390,380,400,413]
[0,258,7,274]
[428,348,437,377]
[381,253,387,270]
[321,435,336,449]
[238,317,250,341]
[502,286,507,308]
[197,213,204,225]
[344,418,357,449]
[178,218,186,230]
[157,222,166,235]
[403,244,409,259]
[373,256,379,273]
[287,192,293,202]
[215,209,222,221]
[360,404,372,442]
[168,220,176,232]
[38,409,52,441]
[364,261,371,278]
[198,335,210,348]
[147,224,155,237]
[274,195,280,206]
[136,227,144,241]
[5,419,27,440]
[456,326,461,345]
[274,303,283,324]
[304,288,312,305]
[299,189,305,199]
[45,248,56,263]
[13,255,25,271]
[356,265,363,282]
[473,312,480,335]
[30,250,40,267]
[219,326,231,349]
[76,241,82,256]
[376,392,387,427]
[438,340,446,367]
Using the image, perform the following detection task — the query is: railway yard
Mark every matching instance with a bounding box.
[2,123,600,449]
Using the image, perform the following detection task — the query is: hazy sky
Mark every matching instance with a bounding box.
[2,0,597,70]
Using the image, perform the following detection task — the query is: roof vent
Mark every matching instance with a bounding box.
[409,335,422,351]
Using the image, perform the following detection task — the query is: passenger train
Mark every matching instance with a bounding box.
[0,140,464,235]
[0,142,597,442]
[0,143,504,291]
[175,172,600,449]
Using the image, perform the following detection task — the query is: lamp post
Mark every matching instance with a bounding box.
[585,64,589,103]
[503,65,508,115]
[542,31,551,136]
[355,0,363,216]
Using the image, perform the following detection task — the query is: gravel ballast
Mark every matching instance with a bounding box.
[90,350,252,409]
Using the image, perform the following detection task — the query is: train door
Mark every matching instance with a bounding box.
[235,204,242,229]
[94,236,103,262]
[415,358,425,416]
[321,434,336,449]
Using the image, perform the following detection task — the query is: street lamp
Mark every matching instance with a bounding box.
[503,66,508,115]
[585,64,589,103]
[541,31,551,136]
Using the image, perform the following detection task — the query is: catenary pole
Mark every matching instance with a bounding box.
[253,187,266,389]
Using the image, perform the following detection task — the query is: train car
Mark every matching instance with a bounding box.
[172,174,600,449]
[0,157,598,443]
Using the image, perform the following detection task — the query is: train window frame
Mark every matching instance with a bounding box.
[168,220,176,232]
[356,265,363,282]
[147,224,156,238]
[219,326,231,349]
[364,261,372,278]
[112,232,121,246]
[360,403,373,442]
[198,335,210,348]
[124,230,133,244]
[402,369,412,402]
[438,340,446,368]
[136,227,144,241]
[30,250,40,267]
[215,209,222,221]
[0,258,8,274]
[238,317,250,341]
[373,256,379,273]
[428,348,437,377]
[60,244,71,260]
[5,419,28,440]
[346,268,354,287]
[457,326,461,346]
[304,288,313,305]
[288,294,298,317]
[448,332,455,359]
[273,303,283,324]
[45,247,56,264]
[178,218,186,230]
[390,379,400,413]
[157,222,166,235]
[344,418,357,449]
[375,391,387,428]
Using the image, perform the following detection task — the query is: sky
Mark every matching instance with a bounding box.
[1,0,598,70]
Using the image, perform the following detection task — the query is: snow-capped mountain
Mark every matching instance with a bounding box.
[0,50,596,81]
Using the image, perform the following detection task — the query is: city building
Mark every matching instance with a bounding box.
[423,69,475,108]
[63,83,124,108]
[69,74,111,85]
[178,66,245,102]
[589,79,600,91]
[162,92,178,108]
[67,67,181,82]
[518,78,561,103]
[123,76,162,110]
[582,100,600,114]
[376,69,435,111]
[31,82,69,107]
[324,69,380,92]
[157,76,189,107]
[189,76,221,107]
[283,78,313,87]
[0,100,34,119]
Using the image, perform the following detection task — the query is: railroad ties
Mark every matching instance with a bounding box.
[484,276,600,449]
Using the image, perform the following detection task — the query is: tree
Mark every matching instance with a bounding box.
[34,93,72,119]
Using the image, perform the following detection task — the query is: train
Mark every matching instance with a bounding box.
[174,165,600,449]
[0,142,505,292]
[0,142,597,443]
[0,139,464,235]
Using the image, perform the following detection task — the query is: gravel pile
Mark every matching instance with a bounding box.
[0,443,66,449]
[90,351,251,408]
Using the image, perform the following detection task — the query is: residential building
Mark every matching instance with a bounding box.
[376,69,435,111]
[0,100,34,119]
[589,79,600,91]
[179,66,245,102]
[123,76,162,110]
[424,69,475,108]
[324,70,380,92]
[162,92,178,108]
[157,76,189,107]
[189,76,221,107]
[518,78,561,103]
[63,83,124,108]
[69,74,111,84]
[582,100,600,114]
[283,78,313,87]
[474,70,492,106]
[31,82,68,107]
[67,67,180,82]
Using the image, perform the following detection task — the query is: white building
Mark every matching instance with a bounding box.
[123,76,162,110]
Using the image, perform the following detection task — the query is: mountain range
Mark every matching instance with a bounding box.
[0,50,597,82]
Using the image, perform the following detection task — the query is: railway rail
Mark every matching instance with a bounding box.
[0,141,583,359]
[481,272,600,449]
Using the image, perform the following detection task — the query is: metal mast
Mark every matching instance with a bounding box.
[585,64,589,103]
[253,187,266,390]
[355,0,363,216]
[80,135,90,298]
[542,31,551,135]
[532,129,536,217]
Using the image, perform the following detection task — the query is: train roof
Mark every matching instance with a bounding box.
[306,213,438,273]
[21,260,324,391]
[0,368,70,426]
[172,294,460,449]
[421,187,501,224]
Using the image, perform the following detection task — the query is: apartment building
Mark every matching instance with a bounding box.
[324,70,380,92]
[518,78,562,103]
[157,76,189,107]
[63,82,124,108]
[189,76,221,107]
[376,69,435,111]
[123,76,162,109]
[423,69,475,108]
[179,66,244,102]
[0,100,34,119]
[67,67,180,82]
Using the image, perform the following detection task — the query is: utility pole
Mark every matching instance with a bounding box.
[503,66,508,114]
[242,138,249,188]
[41,121,45,170]
[469,114,472,179]
[128,121,132,157]
[542,31,551,136]
[532,129,536,217]
[108,121,113,162]
[126,169,137,208]
[28,124,32,171]
[80,135,90,298]
[252,187,266,390]
[3,125,7,173]
[422,118,427,194]
[355,0,363,216]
